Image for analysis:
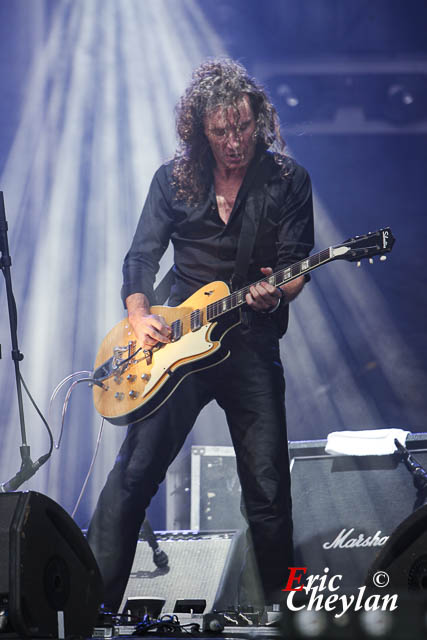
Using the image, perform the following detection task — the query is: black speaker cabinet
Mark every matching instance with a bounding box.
[290,435,427,591]
[122,529,263,613]
[0,491,103,638]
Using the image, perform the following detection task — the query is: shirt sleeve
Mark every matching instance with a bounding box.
[121,165,174,307]
[275,161,315,279]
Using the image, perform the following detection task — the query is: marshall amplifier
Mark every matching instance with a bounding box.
[290,434,427,590]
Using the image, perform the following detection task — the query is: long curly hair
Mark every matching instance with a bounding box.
[172,59,288,205]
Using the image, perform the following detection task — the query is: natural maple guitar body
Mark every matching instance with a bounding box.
[92,228,395,426]
[93,281,238,425]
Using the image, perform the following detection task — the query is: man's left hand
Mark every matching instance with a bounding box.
[245,267,283,312]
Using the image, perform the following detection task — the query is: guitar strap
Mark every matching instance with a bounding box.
[230,189,266,293]
[229,154,270,329]
[231,153,269,292]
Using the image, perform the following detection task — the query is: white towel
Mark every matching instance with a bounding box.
[325,428,410,456]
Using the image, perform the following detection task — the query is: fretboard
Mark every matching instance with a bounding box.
[206,247,331,321]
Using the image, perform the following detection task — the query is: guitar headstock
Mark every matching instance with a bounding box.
[331,228,395,263]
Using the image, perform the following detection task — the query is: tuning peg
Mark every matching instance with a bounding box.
[356,261,361,267]
[380,255,387,261]
[369,258,373,264]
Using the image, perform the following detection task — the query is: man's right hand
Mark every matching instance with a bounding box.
[129,312,171,349]
[125,293,171,350]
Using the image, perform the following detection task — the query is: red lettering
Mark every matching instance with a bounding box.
[282,567,307,592]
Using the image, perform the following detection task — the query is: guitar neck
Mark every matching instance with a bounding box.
[206,247,333,321]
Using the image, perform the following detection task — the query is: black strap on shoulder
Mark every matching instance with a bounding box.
[231,190,265,292]
[231,155,269,292]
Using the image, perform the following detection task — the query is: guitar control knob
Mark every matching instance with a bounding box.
[141,373,150,381]
[114,392,124,401]
[380,255,387,261]
[129,390,139,399]
[126,374,137,382]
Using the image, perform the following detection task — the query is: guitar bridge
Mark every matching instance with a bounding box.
[93,341,139,382]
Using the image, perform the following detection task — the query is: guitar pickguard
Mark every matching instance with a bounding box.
[142,324,218,396]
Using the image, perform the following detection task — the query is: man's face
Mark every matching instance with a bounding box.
[204,95,257,172]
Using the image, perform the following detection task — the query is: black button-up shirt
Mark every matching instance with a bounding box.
[121,150,314,335]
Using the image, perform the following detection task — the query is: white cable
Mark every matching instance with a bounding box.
[47,370,105,518]
[48,370,92,448]
[71,417,105,519]
[49,370,92,405]
[56,379,82,449]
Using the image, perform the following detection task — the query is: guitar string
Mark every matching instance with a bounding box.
[123,233,388,361]
[132,249,330,364]
[203,238,386,321]
[113,232,389,368]
[173,248,331,329]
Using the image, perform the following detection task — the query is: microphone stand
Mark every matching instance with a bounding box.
[0,191,48,492]
[394,438,427,509]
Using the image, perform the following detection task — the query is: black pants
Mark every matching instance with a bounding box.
[87,320,293,610]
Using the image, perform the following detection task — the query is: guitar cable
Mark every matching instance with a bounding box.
[71,417,105,519]
[49,371,92,449]
[48,370,107,518]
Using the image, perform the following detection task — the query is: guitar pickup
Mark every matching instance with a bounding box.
[190,309,202,332]
[171,319,183,342]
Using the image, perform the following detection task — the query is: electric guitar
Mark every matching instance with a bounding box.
[92,228,395,425]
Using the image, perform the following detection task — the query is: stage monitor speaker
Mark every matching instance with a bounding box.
[366,503,427,591]
[290,439,427,591]
[122,529,262,614]
[0,491,103,638]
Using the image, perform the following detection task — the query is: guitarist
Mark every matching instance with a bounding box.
[87,59,314,610]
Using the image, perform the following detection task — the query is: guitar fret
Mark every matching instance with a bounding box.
[320,248,330,263]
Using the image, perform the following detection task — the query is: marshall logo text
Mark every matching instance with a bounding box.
[323,528,389,550]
